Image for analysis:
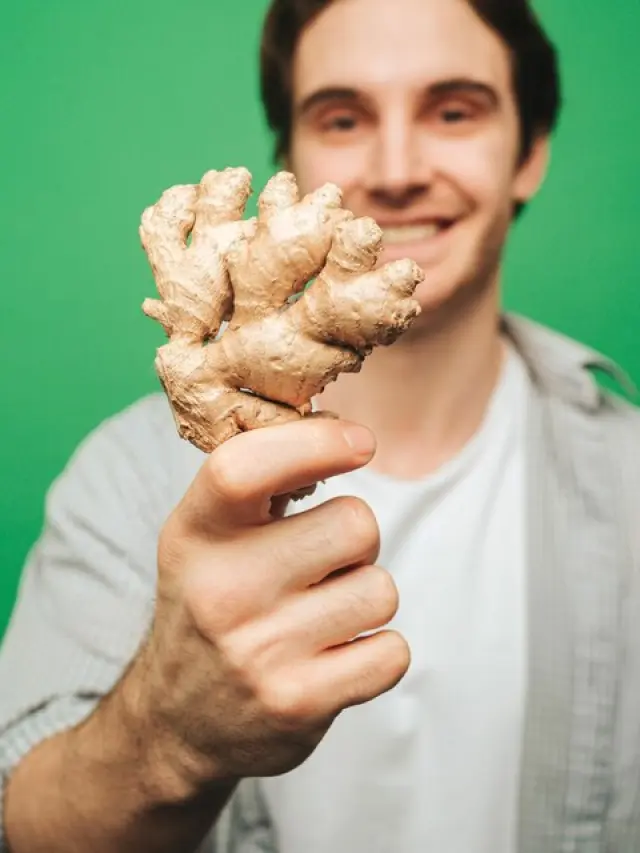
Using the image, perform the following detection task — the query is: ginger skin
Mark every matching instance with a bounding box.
[140,167,424,454]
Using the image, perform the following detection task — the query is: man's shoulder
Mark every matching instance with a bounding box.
[504,313,639,486]
[600,387,640,424]
[504,312,638,418]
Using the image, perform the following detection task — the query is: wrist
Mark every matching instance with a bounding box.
[107,648,237,809]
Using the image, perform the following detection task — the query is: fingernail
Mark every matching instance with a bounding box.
[342,423,376,456]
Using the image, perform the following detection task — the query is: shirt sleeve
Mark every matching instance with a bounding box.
[0,394,278,852]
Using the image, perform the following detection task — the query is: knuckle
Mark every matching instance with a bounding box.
[365,565,400,619]
[215,628,255,677]
[351,632,410,702]
[381,631,412,679]
[205,446,248,504]
[335,496,380,550]
[259,677,312,727]
[185,564,261,640]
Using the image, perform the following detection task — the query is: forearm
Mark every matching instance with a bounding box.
[3,683,236,853]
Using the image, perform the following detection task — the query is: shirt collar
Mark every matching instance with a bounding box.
[501,313,637,410]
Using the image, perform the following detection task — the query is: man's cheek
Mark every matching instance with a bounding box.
[456,138,515,204]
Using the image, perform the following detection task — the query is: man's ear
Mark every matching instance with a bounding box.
[513,134,551,204]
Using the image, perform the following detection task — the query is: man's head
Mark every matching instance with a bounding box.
[259,0,561,322]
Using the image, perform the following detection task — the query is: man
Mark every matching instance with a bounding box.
[1,0,639,851]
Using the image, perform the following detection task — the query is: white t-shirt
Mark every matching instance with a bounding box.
[261,344,531,853]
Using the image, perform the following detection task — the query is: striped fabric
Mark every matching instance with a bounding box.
[0,313,638,852]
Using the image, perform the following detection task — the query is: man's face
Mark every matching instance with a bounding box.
[288,0,548,317]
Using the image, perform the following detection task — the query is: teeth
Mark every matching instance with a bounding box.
[383,224,441,244]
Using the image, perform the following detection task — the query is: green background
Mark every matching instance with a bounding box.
[1,1,638,635]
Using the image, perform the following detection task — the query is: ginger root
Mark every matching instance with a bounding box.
[140,167,424,454]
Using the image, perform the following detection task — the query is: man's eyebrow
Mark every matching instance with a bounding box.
[295,87,368,118]
[427,78,500,106]
[294,78,500,119]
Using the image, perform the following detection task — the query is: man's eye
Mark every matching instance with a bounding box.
[324,114,358,131]
[441,108,469,123]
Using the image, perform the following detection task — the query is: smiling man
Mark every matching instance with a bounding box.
[1,1,640,853]
[277,0,551,479]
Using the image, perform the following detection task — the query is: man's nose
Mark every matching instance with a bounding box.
[364,121,432,207]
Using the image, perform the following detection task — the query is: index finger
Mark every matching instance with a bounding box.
[177,417,376,534]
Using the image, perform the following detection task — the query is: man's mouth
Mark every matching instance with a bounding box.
[381,221,454,245]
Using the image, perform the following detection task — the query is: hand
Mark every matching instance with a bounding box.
[124,418,409,799]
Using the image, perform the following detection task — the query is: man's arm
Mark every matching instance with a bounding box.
[0,396,238,852]
[4,662,236,853]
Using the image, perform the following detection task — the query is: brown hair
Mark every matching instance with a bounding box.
[259,0,562,166]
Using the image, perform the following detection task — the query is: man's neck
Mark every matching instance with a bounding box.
[315,290,505,480]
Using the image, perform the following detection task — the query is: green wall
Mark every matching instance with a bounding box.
[1,1,638,635]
